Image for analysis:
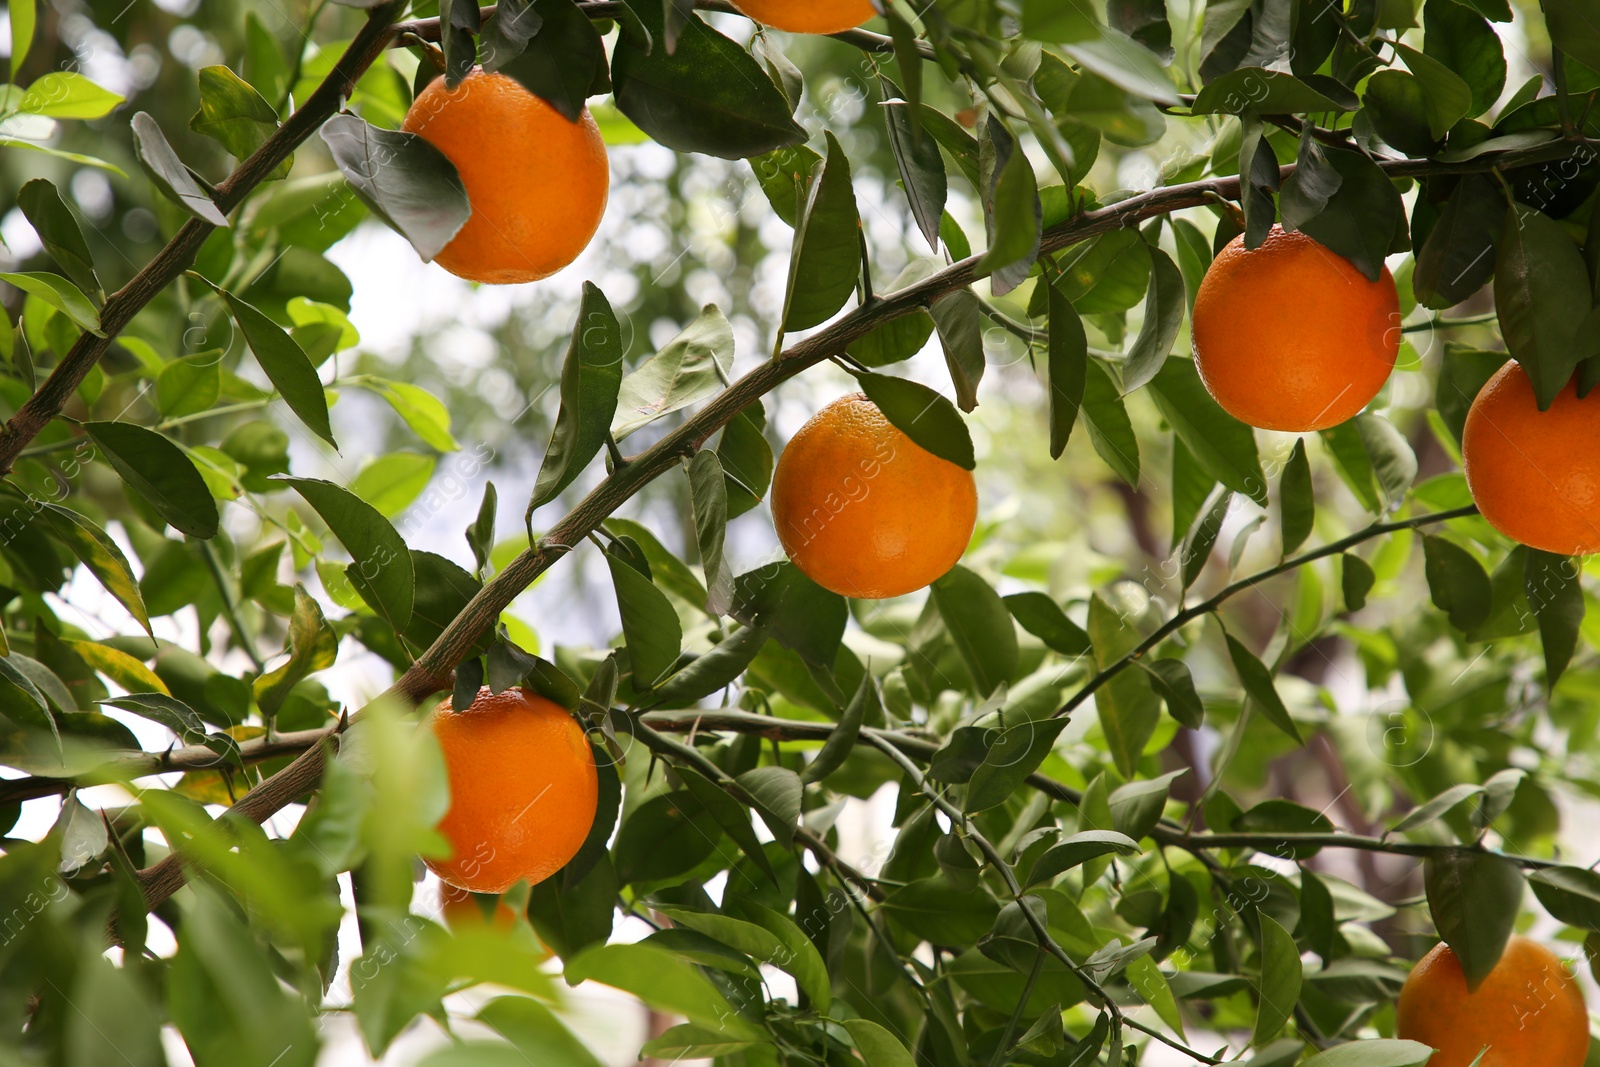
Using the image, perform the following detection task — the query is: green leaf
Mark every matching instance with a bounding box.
[9,0,34,77]
[1294,147,1406,283]
[532,283,624,509]
[930,289,985,412]
[1192,68,1357,114]
[17,179,99,300]
[156,354,222,418]
[527,854,617,956]
[1423,2,1505,118]
[881,81,946,252]
[979,127,1042,295]
[1422,535,1492,631]
[883,877,1001,944]
[1251,914,1302,1045]
[1393,43,1472,138]
[1542,0,1600,73]
[640,1024,758,1061]
[801,671,873,784]
[485,0,607,123]
[351,454,436,518]
[1320,419,1381,513]
[1363,71,1439,156]
[19,72,123,118]
[1140,657,1205,729]
[319,113,469,262]
[1026,830,1141,886]
[1495,203,1592,410]
[749,144,821,227]
[190,65,285,175]
[565,942,763,1039]
[1298,1041,1436,1067]
[675,765,777,883]
[38,503,151,633]
[253,585,337,717]
[1081,360,1140,484]
[1279,438,1314,554]
[1225,633,1301,743]
[607,545,682,688]
[1413,174,1503,310]
[1525,549,1584,689]
[370,379,460,452]
[651,624,769,705]
[846,261,937,367]
[967,716,1070,814]
[782,131,860,332]
[610,1,805,159]
[613,790,724,885]
[0,272,101,335]
[216,289,335,447]
[1062,30,1180,105]
[1122,247,1185,393]
[687,450,733,614]
[851,371,975,470]
[612,305,733,440]
[1423,848,1523,991]
[1058,229,1151,314]
[1089,590,1161,774]
[1390,783,1485,835]
[84,422,218,539]
[1181,487,1233,590]
[1110,770,1184,839]
[1341,553,1376,611]
[719,403,773,517]
[1528,866,1600,931]
[66,955,164,1067]
[281,477,414,631]
[1149,358,1267,505]
[1004,592,1091,656]
[1281,129,1344,232]
[1435,346,1506,445]
[736,765,802,844]
[1355,414,1417,510]
[1046,283,1087,459]
[843,1019,918,1067]
[657,904,830,1009]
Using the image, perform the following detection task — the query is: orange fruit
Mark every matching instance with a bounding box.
[425,687,598,894]
[1191,225,1400,431]
[736,0,876,33]
[438,881,517,931]
[771,393,977,599]
[1397,935,1590,1067]
[1462,362,1600,555]
[402,69,608,284]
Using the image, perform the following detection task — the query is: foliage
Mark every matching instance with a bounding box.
[0,0,1597,1065]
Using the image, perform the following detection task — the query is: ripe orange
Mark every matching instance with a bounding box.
[771,393,977,599]
[1462,362,1600,555]
[425,687,598,894]
[1191,225,1400,431]
[736,0,876,34]
[402,69,608,284]
[1396,935,1589,1067]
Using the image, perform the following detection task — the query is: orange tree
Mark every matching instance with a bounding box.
[2,0,1600,1064]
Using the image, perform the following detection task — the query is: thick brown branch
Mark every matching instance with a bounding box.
[129,138,1593,910]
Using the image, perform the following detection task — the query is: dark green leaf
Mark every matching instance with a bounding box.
[17,179,99,299]
[851,371,975,470]
[1192,68,1357,114]
[1294,147,1407,282]
[1122,248,1185,393]
[1140,658,1205,729]
[1081,360,1140,484]
[882,877,1001,945]
[610,1,805,159]
[612,305,733,440]
[1280,126,1343,232]
[718,404,773,517]
[846,261,937,367]
[217,289,335,447]
[801,672,873,784]
[280,477,414,630]
[1279,438,1314,555]
[1544,0,1600,71]
[1525,549,1584,689]
[1089,591,1161,775]
[486,0,606,122]
[1181,487,1233,590]
[966,717,1070,814]
[1046,283,1088,459]
[613,791,723,886]
[132,112,228,225]
[688,450,733,615]
[84,422,218,539]
[1355,414,1416,510]
[782,131,860,332]
[749,144,820,228]
[1109,770,1183,839]
[979,119,1042,295]
[1225,632,1301,742]
[736,765,802,844]
[1252,914,1302,1045]
[677,766,777,883]
[1341,553,1375,611]
[1528,866,1600,931]
[731,562,846,669]
[1004,592,1091,656]
[881,79,946,252]
[929,289,984,412]
[1495,203,1591,410]
[1436,346,1506,445]
[1364,71,1439,156]
[532,283,624,510]
[1422,534,1492,631]
[1423,1,1505,118]
[1320,419,1382,513]
[1423,849,1523,991]
[1149,358,1267,505]
[1414,174,1503,309]
[1394,43,1472,138]
[607,545,682,688]
[1025,830,1140,886]
[1297,1042,1436,1067]
[1058,229,1151,314]
[319,113,469,262]
[157,354,223,419]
